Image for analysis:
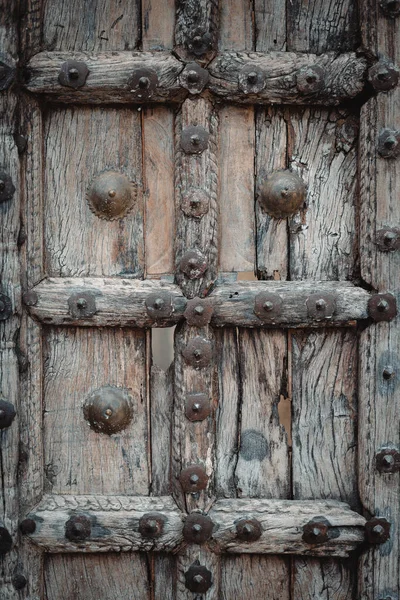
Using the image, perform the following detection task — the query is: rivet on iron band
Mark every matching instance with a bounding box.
[238,64,265,94]
[306,293,336,320]
[254,292,283,322]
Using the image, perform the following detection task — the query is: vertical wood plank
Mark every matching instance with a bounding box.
[221,555,289,600]
[219,0,253,51]
[218,106,255,273]
[143,107,175,276]
[42,0,141,51]
[254,0,286,51]
[175,0,219,60]
[151,365,173,497]
[44,554,151,600]
[44,107,144,278]
[359,5,400,600]
[142,0,175,50]
[174,98,219,298]
[44,328,149,495]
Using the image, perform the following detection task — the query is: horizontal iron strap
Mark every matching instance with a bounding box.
[25,51,366,105]
[25,278,370,328]
[24,495,365,557]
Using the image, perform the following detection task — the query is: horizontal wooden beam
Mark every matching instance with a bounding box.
[208,499,366,557]
[25,278,370,328]
[24,51,367,105]
[24,495,365,557]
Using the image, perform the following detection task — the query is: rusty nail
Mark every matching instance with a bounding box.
[365,517,391,543]
[20,519,36,535]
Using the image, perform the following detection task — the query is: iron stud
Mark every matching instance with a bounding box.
[383,366,395,380]
[83,385,133,435]
[378,129,400,158]
[239,64,265,93]
[302,518,330,544]
[263,300,274,311]
[185,393,211,422]
[184,563,213,593]
[0,170,15,204]
[183,513,214,544]
[68,67,79,79]
[365,517,391,543]
[127,67,158,99]
[20,518,36,535]
[369,293,397,322]
[87,170,136,221]
[179,465,209,492]
[254,292,283,321]
[184,297,214,326]
[58,60,89,89]
[139,513,165,538]
[236,518,262,542]
[0,525,12,555]
[12,575,27,590]
[296,65,325,93]
[190,473,199,484]
[0,398,16,429]
[369,59,399,91]
[181,188,210,218]
[258,170,306,219]
[65,515,91,542]
[138,76,150,89]
[145,292,173,319]
[376,447,400,473]
[380,0,400,16]
[68,291,97,319]
[187,30,212,56]
[76,297,87,309]
[180,125,209,154]
[180,63,209,93]
[180,250,208,280]
[183,337,212,368]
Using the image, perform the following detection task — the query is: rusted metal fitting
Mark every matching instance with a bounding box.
[0,524,12,555]
[68,291,97,319]
[183,513,214,544]
[376,227,400,251]
[187,29,212,56]
[0,58,15,91]
[83,385,133,435]
[185,393,211,422]
[382,365,395,380]
[127,67,158,100]
[254,292,283,322]
[179,465,209,493]
[365,517,391,544]
[235,518,262,542]
[180,125,209,154]
[58,59,89,89]
[139,513,166,539]
[184,561,213,593]
[0,293,12,320]
[306,293,336,320]
[238,64,265,94]
[380,0,400,17]
[376,447,400,473]
[0,398,16,429]
[182,337,213,368]
[369,59,399,91]
[180,62,209,94]
[181,187,210,218]
[378,128,400,158]
[180,249,208,279]
[20,518,36,535]
[302,517,330,544]
[368,293,397,322]
[0,169,15,204]
[23,290,38,307]
[12,575,27,590]
[65,515,91,542]
[145,292,173,319]
[296,65,325,94]
[87,170,136,221]
[184,297,213,326]
[258,170,306,219]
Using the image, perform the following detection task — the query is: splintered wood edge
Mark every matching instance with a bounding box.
[27,278,371,327]
[25,495,365,556]
[25,50,366,105]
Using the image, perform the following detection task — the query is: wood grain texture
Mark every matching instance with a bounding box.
[44,107,144,278]
[151,365,173,495]
[19,0,42,61]
[174,98,219,298]
[43,327,149,495]
[218,106,255,272]
[208,52,366,104]
[175,0,219,61]
[26,52,186,103]
[286,0,359,53]
[287,107,358,281]
[209,498,365,556]
[44,553,151,600]
[26,494,182,552]
[255,106,288,280]
[42,0,140,52]
[221,554,289,600]
[27,278,186,327]
[172,323,216,512]
[142,0,175,50]
[219,0,253,51]
[293,558,355,600]
[255,0,286,52]
[0,0,18,58]
[143,107,175,276]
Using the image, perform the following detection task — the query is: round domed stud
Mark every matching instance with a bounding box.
[368,58,399,91]
[87,170,137,221]
[302,517,330,544]
[145,292,173,320]
[182,337,213,368]
[139,513,166,539]
[65,515,91,542]
[83,385,133,435]
[180,126,209,154]
[296,65,325,94]
[183,513,214,544]
[58,60,89,89]
[258,170,306,219]
[187,30,212,56]
[185,393,211,422]
[0,398,16,429]
[235,518,262,542]
[181,188,210,218]
[365,517,391,544]
[254,292,283,321]
[238,64,265,94]
[180,62,209,94]
[184,562,213,593]
[184,297,213,326]
[179,249,208,279]
[179,465,209,493]
[377,128,400,158]
[127,67,158,100]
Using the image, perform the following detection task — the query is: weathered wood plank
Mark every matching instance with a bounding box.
[44,553,151,600]
[172,323,216,512]
[219,0,253,51]
[175,0,219,62]
[287,107,358,281]
[151,365,173,495]
[43,327,149,495]
[221,555,289,600]
[293,558,355,600]
[26,279,370,327]
[358,5,400,599]
[176,547,220,600]
[208,52,366,104]
[174,98,219,298]
[218,106,255,273]
[255,0,286,52]
[209,498,365,556]
[142,0,175,50]
[255,106,288,280]
[25,495,182,552]
[143,107,175,276]
[26,51,185,103]
[44,107,144,278]
[0,0,18,58]
[42,0,141,52]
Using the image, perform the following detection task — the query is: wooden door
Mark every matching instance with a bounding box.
[1,0,399,598]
